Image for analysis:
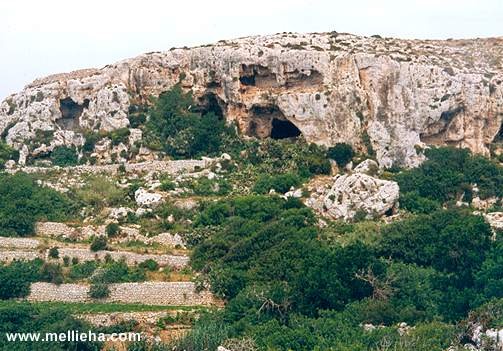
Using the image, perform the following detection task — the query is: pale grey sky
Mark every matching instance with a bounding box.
[1,0,502,100]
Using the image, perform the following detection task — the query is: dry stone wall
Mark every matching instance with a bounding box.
[13,159,212,176]
[0,250,43,262]
[56,248,188,269]
[28,282,217,306]
[0,237,40,249]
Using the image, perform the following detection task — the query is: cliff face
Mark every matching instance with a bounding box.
[1,32,503,167]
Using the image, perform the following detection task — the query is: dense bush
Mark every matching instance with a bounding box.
[139,259,159,272]
[378,209,491,281]
[48,247,59,259]
[192,195,381,317]
[68,261,98,281]
[252,172,302,194]
[0,260,43,299]
[240,139,331,178]
[144,84,238,158]
[38,262,64,285]
[327,142,354,167]
[396,147,503,211]
[105,222,121,237]
[51,146,79,166]
[88,283,110,299]
[0,173,74,236]
[90,259,146,284]
[109,128,131,146]
[90,236,108,252]
[0,141,18,168]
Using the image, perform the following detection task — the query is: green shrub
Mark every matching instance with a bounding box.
[139,259,159,272]
[51,146,78,166]
[109,128,130,146]
[0,260,43,299]
[144,84,238,158]
[91,260,146,284]
[0,141,18,168]
[191,178,232,196]
[82,131,100,153]
[328,143,354,167]
[90,236,108,252]
[0,173,74,237]
[252,172,302,194]
[396,147,503,203]
[76,175,126,210]
[68,261,98,281]
[38,262,64,285]
[379,209,492,285]
[48,247,59,259]
[88,283,110,299]
[105,223,121,237]
[399,191,440,214]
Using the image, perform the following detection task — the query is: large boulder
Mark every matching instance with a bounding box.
[306,173,399,221]
[134,188,164,208]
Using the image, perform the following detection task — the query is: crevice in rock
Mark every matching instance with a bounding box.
[492,121,503,143]
[57,98,89,129]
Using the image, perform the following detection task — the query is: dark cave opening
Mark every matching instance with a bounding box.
[270,118,301,139]
[196,93,225,119]
[57,97,89,129]
[239,75,256,86]
[239,64,278,88]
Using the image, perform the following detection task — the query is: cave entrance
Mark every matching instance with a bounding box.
[270,118,302,139]
[239,64,278,88]
[57,97,89,129]
[196,92,225,120]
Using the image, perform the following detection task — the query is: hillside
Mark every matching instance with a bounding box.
[0,32,502,351]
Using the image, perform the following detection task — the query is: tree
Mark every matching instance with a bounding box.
[0,173,73,237]
[327,143,354,167]
[379,209,492,283]
[0,141,18,169]
[51,146,78,166]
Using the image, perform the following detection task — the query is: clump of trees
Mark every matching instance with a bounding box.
[0,141,18,168]
[396,147,503,213]
[0,173,74,237]
[144,84,239,159]
[50,146,78,166]
[185,192,501,350]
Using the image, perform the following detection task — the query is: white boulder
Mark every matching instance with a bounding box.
[134,188,164,208]
[306,173,399,221]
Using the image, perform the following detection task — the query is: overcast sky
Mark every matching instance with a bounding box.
[1,0,502,100]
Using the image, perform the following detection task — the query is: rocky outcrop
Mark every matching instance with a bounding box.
[1,32,503,168]
[306,173,399,221]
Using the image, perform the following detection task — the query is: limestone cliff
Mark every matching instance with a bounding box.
[1,31,503,167]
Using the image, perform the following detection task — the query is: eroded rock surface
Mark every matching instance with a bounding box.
[2,32,503,167]
[306,173,399,221]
